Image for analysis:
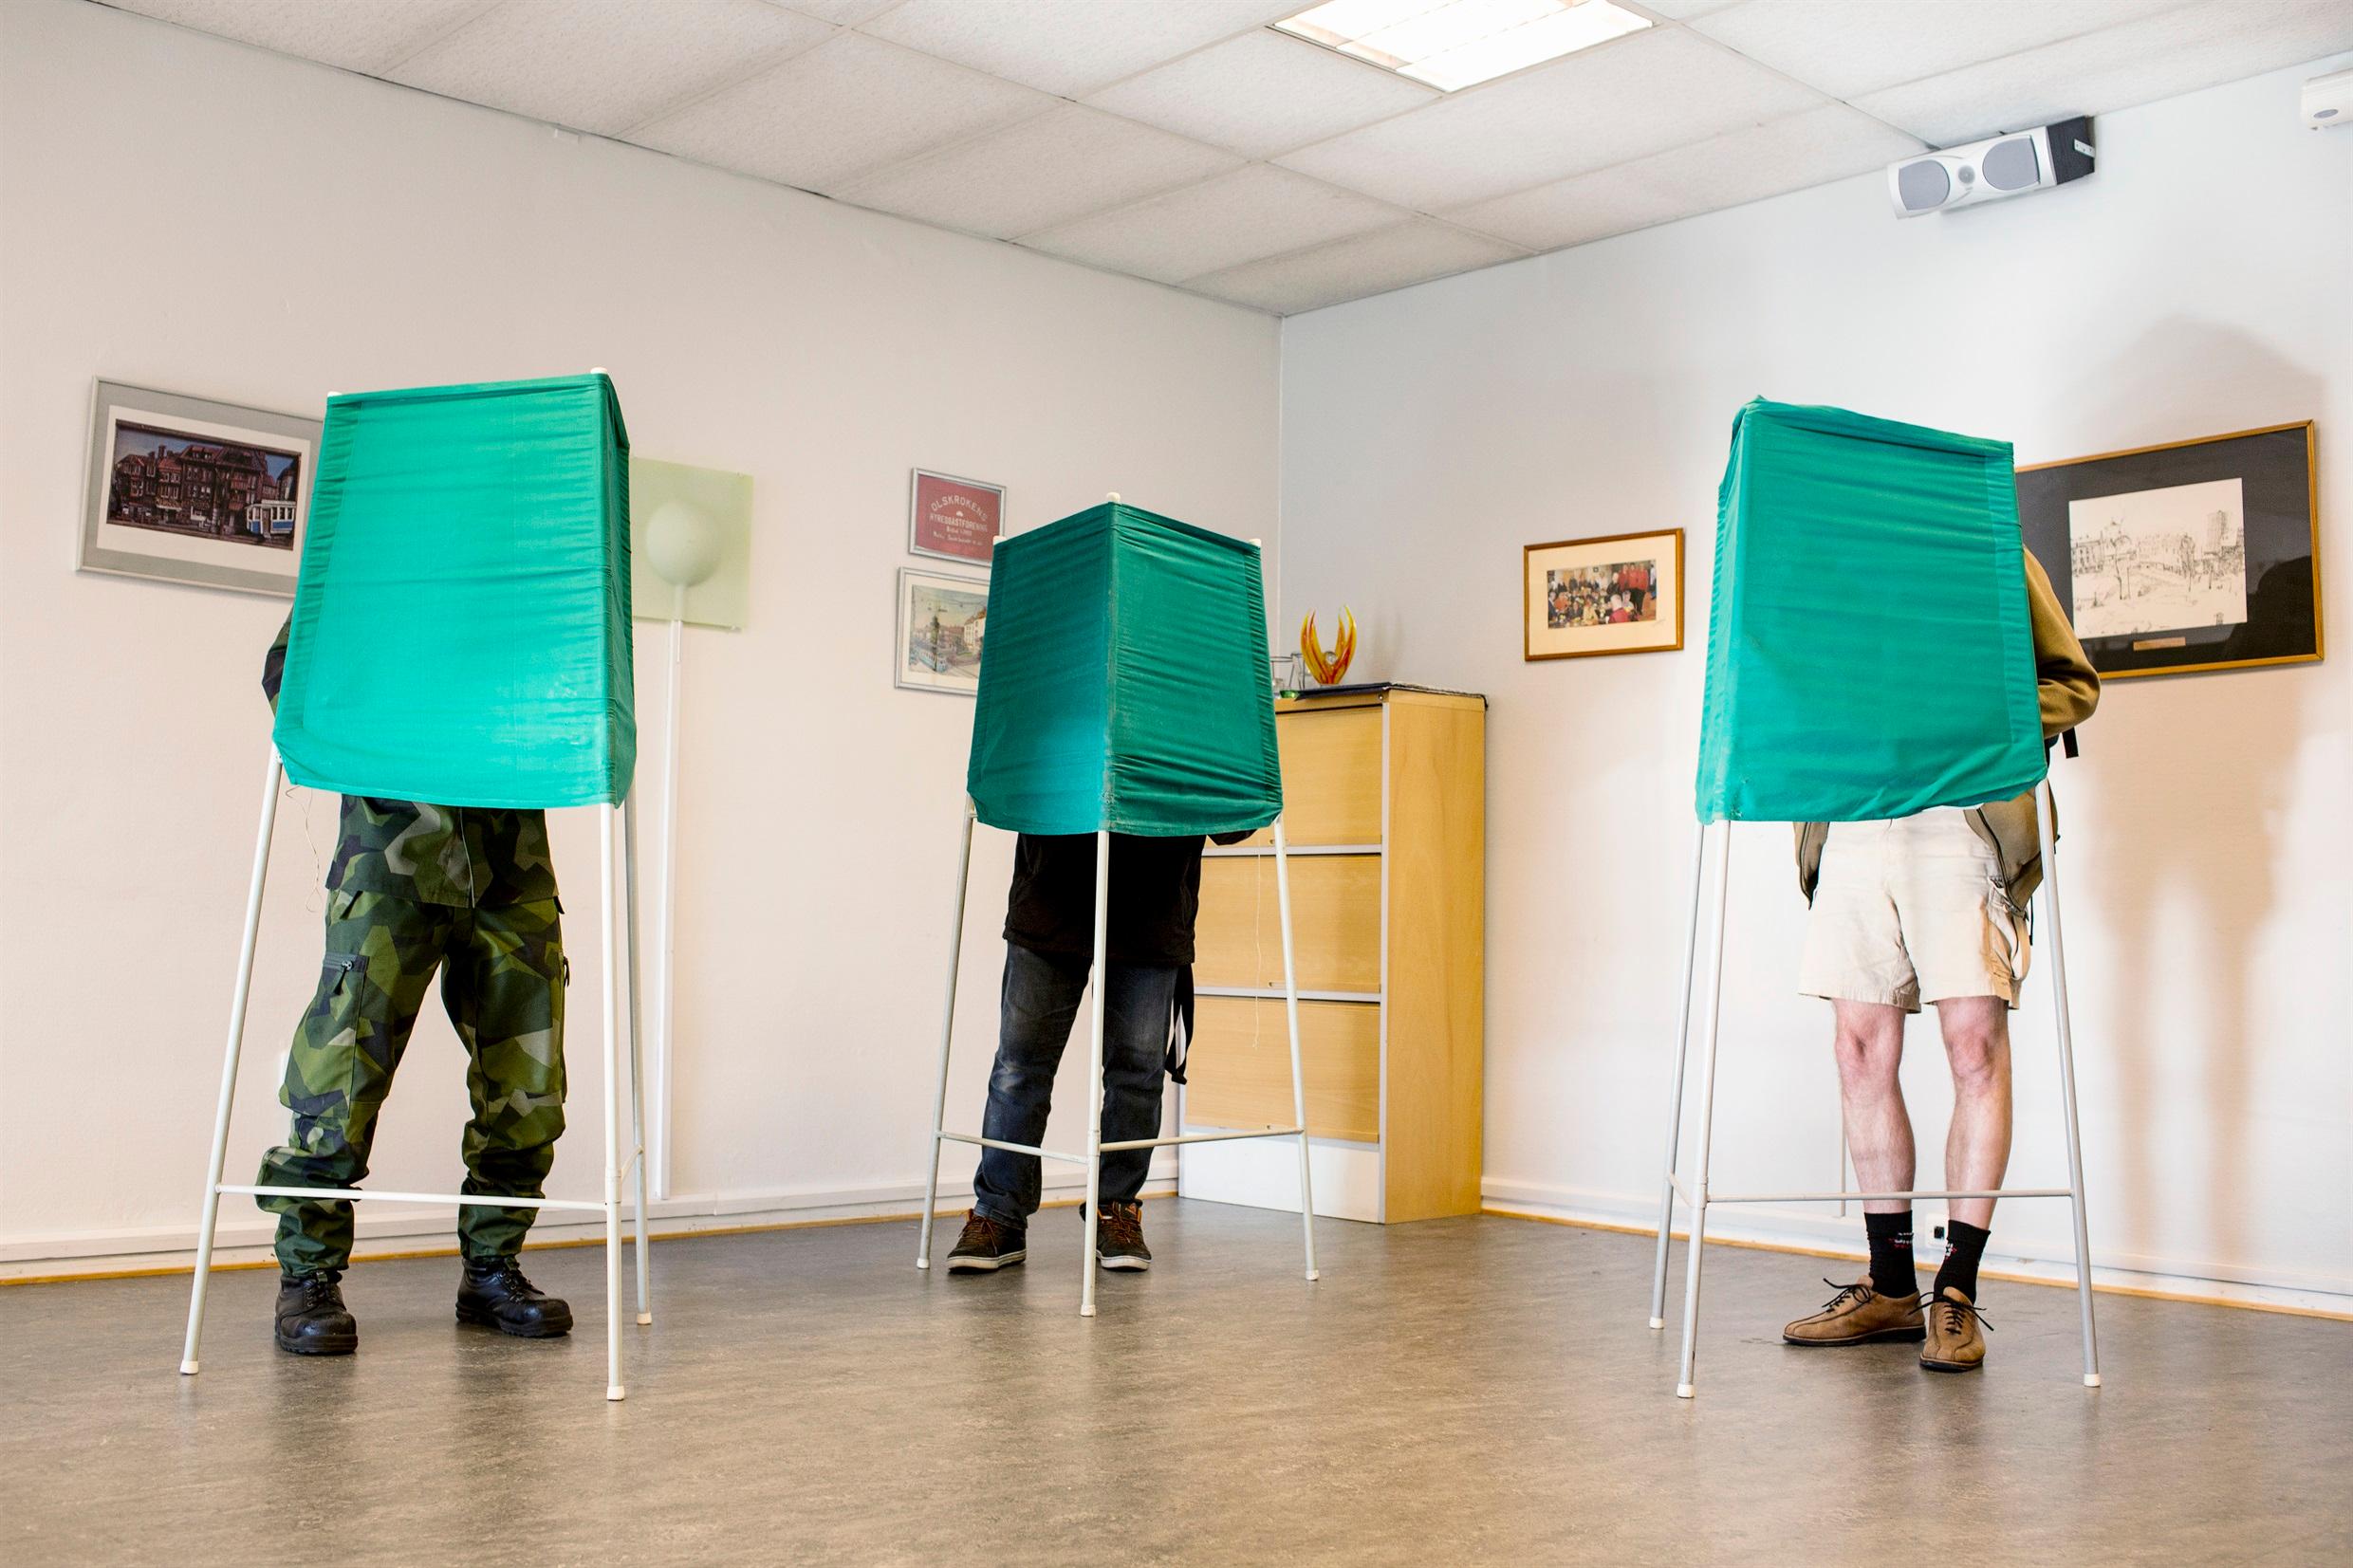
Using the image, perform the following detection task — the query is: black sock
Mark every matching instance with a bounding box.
[1936,1220,1992,1301]
[1863,1210,1916,1297]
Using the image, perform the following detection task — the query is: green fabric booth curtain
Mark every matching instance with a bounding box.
[272,373,636,808]
[1695,398,2045,824]
[966,503,1282,838]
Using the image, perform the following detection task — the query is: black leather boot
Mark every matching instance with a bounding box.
[455,1256,573,1338]
[274,1270,358,1356]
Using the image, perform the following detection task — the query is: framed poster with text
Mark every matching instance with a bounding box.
[908,469,1005,567]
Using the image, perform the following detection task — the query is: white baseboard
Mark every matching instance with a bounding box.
[0,1166,1176,1282]
[1480,1176,2353,1317]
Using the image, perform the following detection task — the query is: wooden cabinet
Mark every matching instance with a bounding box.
[1179,686,1485,1223]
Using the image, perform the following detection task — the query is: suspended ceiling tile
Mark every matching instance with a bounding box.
[1693,0,2198,101]
[1853,0,2353,147]
[633,31,1053,194]
[1636,0,1751,17]
[102,0,492,75]
[1450,101,1922,250]
[839,104,1246,240]
[1021,165,1410,286]
[777,0,900,22]
[391,0,834,138]
[860,0,1297,98]
[1184,217,1528,316]
[1084,28,1438,161]
[1277,28,1825,212]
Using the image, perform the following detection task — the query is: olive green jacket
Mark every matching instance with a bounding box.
[1794,551,2099,910]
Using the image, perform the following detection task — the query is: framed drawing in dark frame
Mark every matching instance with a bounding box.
[2016,422,2321,680]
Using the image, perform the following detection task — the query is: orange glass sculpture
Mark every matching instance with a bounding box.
[1300,606,1357,686]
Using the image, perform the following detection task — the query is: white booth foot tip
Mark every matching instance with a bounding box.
[1675,1383,1695,1399]
[1647,1317,1665,1331]
[2084,1374,2103,1388]
[636,1313,653,1326]
[1305,1270,1320,1282]
[179,1360,199,1375]
[606,1386,627,1402]
[916,1258,931,1270]
[1080,1304,1097,1319]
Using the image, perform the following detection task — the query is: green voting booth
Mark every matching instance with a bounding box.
[1651,400,2100,1398]
[183,374,653,1401]
[272,374,636,808]
[918,502,1319,1316]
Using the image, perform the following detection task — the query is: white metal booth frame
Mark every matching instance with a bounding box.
[1648,771,2102,1398]
[181,747,654,1401]
[917,799,1321,1316]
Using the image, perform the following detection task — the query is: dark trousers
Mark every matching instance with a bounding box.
[973,942,1176,1227]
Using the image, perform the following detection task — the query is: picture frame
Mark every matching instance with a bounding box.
[2015,421,2321,680]
[907,468,1006,567]
[1524,528,1684,661]
[80,379,320,597]
[896,565,990,697]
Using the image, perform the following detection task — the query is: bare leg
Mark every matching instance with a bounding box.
[1832,1001,1911,1211]
[1934,996,2012,1228]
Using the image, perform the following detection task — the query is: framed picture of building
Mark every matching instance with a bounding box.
[80,380,320,597]
[2016,422,2321,679]
[907,469,1005,567]
[896,565,989,696]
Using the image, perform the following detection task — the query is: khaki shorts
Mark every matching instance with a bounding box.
[1799,808,2029,1012]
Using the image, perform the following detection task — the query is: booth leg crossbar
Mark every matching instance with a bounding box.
[180,749,654,1399]
[1645,779,2102,1398]
[916,800,1321,1315]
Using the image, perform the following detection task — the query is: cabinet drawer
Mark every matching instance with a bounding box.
[1232,706,1382,847]
[1194,854,1380,993]
[1184,997,1379,1143]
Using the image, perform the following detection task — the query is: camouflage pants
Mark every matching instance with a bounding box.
[257,888,567,1273]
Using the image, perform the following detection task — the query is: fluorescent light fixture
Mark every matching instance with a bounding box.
[1275,0,1651,92]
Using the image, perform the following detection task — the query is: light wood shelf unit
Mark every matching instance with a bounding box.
[1179,686,1486,1224]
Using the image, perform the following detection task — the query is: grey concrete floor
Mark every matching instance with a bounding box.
[1,1202,2346,1566]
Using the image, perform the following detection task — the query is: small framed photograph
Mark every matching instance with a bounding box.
[897,565,989,696]
[80,380,320,597]
[1524,528,1683,661]
[2016,422,2321,679]
[908,468,1006,567]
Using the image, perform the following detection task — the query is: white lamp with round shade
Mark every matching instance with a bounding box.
[629,457,754,1199]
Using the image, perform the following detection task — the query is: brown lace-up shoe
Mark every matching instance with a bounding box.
[1920,1285,1991,1372]
[1094,1201,1151,1271]
[946,1210,1027,1272]
[1782,1276,1927,1346]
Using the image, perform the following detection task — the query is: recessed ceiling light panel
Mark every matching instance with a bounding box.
[1275,0,1651,92]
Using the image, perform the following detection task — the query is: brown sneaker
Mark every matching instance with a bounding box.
[1094,1201,1151,1271]
[1919,1285,1991,1373]
[945,1210,1027,1272]
[1782,1276,1926,1346]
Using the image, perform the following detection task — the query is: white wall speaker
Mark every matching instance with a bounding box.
[1887,116,2093,218]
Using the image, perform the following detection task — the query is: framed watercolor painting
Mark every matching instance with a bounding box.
[1524,528,1683,661]
[896,565,989,696]
[2015,422,2321,679]
[80,380,320,597]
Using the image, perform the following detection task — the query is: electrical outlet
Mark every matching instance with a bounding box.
[1918,1221,1948,1272]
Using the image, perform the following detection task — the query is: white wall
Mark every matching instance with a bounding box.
[1279,63,2353,1303]
[0,0,1279,1269]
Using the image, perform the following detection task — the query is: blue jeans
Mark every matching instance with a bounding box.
[973,942,1176,1227]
